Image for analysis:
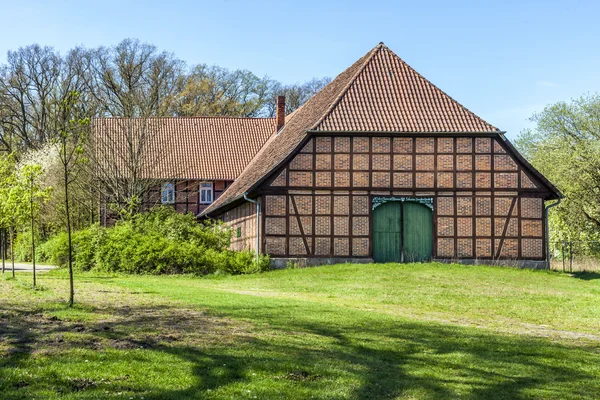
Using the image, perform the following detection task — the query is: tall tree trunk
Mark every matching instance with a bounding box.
[64,139,74,307]
[31,184,36,288]
[1,229,5,274]
[10,226,15,278]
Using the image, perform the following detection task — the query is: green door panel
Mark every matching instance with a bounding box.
[402,201,433,262]
[372,200,433,263]
[372,202,402,263]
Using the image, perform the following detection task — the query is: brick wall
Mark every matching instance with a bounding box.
[263,192,370,257]
[280,136,539,192]
[436,194,544,260]
[220,200,259,252]
[261,135,547,260]
[144,179,230,215]
[100,179,231,226]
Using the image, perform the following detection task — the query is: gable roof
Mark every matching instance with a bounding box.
[93,116,275,181]
[202,43,502,217]
[312,44,499,133]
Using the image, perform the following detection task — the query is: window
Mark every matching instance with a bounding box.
[199,182,213,204]
[161,182,175,204]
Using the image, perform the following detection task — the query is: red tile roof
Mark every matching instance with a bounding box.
[202,43,500,216]
[93,117,275,181]
[312,45,499,133]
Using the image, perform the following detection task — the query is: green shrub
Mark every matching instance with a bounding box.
[211,250,271,275]
[37,232,68,266]
[126,207,229,250]
[75,225,105,271]
[38,207,269,276]
[95,230,215,275]
[38,224,104,270]
[13,228,44,262]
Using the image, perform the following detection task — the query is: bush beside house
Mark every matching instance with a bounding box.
[17,207,269,275]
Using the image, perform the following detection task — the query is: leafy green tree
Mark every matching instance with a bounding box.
[0,155,13,273]
[517,94,600,251]
[15,163,51,287]
[0,156,12,275]
[53,91,89,306]
[0,154,26,277]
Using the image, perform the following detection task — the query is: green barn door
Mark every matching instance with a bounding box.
[402,202,433,262]
[372,202,403,262]
[372,200,433,263]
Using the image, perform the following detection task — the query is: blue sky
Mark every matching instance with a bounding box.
[0,0,598,139]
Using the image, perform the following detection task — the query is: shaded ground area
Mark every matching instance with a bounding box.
[0,278,254,399]
[1,264,600,399]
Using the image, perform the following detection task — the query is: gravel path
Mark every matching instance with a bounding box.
[1,262,58,272]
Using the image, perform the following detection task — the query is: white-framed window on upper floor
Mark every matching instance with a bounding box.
[199,182,213,204]
[161,182,175,204]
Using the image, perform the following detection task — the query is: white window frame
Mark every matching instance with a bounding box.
[161,182,175,204]
[199,182,214,204]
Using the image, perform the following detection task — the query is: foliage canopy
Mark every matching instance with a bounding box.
[517,94,600,249]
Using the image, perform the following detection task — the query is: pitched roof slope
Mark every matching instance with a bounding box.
[202,43,499,216]
[312,44,499,132]
[201,49,374,215]
[93,117,275,181]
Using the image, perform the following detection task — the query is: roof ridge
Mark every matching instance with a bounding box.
[310,44,383,131]
[381,46,499,132]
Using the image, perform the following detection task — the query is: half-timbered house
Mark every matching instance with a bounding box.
[94,116,276,224]
[201,43,562,268]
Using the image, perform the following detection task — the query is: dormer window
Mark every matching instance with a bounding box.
[199,182,213,204]
[161,182,175,204]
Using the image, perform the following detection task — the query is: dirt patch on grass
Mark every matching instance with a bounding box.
[281,370,322,382]
[0,278,254,359]
[507,323,600,342]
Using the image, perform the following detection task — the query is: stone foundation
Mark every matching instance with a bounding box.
[433,258,547,270]
[270,257,374,269]
[270,257,547,270]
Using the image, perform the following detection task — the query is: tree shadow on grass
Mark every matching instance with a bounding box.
[570,271,600,281]
[1,300,599,399]
[277,318,598,400]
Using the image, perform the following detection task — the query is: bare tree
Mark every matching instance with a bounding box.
[174,64,272,117]
[87,39,187,218]
[266,77,332,116]
[0,38,331,232]
[50,90,88,306]
[48,48,91,306]
[0,45,62,152]
[91,117,183,219]
[88,39,185,117]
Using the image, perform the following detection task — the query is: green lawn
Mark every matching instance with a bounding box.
[1,263,600,399]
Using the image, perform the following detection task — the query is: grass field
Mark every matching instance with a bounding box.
[1,263,600,399]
